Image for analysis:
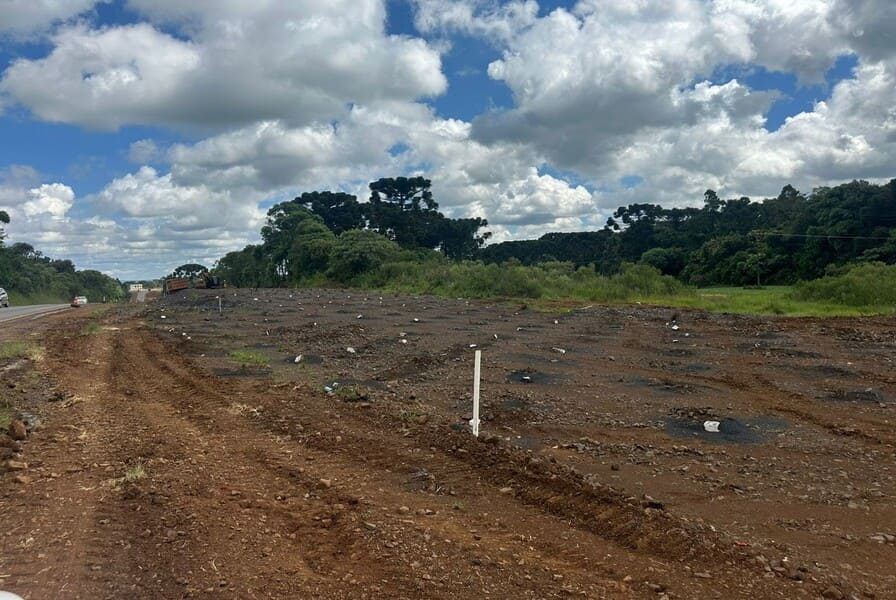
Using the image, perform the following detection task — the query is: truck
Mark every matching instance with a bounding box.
[163,277,190,295]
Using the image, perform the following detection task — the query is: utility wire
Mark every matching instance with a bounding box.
[751,232,893,241]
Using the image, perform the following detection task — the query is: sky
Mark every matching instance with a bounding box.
[0,0,894,280]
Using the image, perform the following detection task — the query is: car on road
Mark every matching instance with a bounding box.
[0,287,8,308]
[71,295,88,307]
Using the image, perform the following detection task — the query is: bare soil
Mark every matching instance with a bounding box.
[1,289,894,599]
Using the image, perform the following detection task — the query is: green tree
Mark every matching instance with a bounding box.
[288,217,336,279]
[168,263,209,280]
[365,177,442,249]
[0,210,9,245]
[300,191,364,235]
[327,229,401,282]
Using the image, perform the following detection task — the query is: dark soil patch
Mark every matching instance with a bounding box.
[507,369,561,385]
[212,367,270,378]
[827,388,886,403]
[664,408,787,444]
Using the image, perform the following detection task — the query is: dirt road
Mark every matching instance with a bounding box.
[1,290,894,599]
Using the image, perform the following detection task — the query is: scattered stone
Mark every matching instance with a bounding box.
[8,419,27,441]
[397,506,410,515]
[499,487,514,494]
[693,572,711,579]
[319,478,333,489]
[13,474,33,484]
[4,460,28,471]
[822,586,844,600]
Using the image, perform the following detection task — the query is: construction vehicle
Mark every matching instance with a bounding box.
[196,273,225,289]
[163,277,190,295]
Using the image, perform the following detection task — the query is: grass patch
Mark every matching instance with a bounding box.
[0,340,42,360]
[398,409,420,422]
[112,462,147,488]
[6,291,68,305]
[229,350,269,367]
[334,385,369,402]
[639,285,894,317]
[81,322,103,335]
[0,405,11,430]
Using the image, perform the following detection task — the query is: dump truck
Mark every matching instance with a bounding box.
[163,277,190,295]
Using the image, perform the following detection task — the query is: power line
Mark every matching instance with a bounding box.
[751,232,893,241]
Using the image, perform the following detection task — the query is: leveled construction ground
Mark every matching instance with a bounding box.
[1,289,894,599]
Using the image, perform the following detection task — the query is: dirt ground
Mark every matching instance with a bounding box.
[1,289,894,599]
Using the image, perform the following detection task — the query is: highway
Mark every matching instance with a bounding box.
[0,304,71,324]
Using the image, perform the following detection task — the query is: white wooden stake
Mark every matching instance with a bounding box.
[470,349,481,437]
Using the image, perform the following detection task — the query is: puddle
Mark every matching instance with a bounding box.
[507,369,560,385]
[283,354,322,365]
[664,408,787,444]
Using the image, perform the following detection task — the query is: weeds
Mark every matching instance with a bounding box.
[398,409,420,422]
[81,322,103,335]
[0,341,42,360]
[229,350,269,367]
[0,405,11,430]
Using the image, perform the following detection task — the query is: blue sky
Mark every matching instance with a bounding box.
[0,0,893,279]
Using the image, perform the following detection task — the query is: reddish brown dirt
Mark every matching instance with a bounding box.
[1,290,894,599]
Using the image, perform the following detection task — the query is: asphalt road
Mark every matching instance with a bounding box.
[0,303,71,324]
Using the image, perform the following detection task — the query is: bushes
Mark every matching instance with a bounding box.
[793,262,896,307]
[349,258,691,303]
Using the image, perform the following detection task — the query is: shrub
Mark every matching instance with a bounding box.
[793,262,896,307]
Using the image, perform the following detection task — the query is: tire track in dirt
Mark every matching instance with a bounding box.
[121,323,825,599]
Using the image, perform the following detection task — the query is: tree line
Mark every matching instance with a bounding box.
[215,177,489,286]
[481,179,896,286]
[215,177,895,289]
[0,211,126,303]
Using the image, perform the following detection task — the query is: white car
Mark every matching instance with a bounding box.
[0,287,8,308]
[71,295,88,307]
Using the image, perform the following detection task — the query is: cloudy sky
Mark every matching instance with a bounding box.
[0,0,894,279]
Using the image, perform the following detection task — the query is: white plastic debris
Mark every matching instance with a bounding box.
[346,347,356,354]
[553,319,559,325]
[294,355,303,364]
[413,318,420,323]
[469,344,477,348]
[400,339,408,344]
[552,347,567,354]
[703,420,720,433]
[521,376,532,383]
[160,315,167,319]
[671,325,680,331]
[357,314,363,319]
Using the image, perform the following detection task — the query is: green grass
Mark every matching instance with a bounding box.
[640,285,896,317]
[634,287,866,317]
[229,350,270,367]
[81,322,103,335]
[0,405,11,430]
[6,291,68,305]
[122,463,146,482]
[0,340,42,360]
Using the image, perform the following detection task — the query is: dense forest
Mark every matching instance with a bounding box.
[215,177,896,290]
[0,210,126,304]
